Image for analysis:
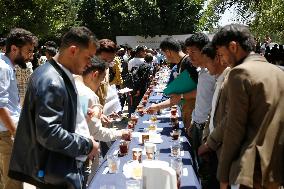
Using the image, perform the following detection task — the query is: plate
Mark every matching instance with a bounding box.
[138,133,163,144]
[123,160,142,179]
[142,120,161,124]
[118,87,133,94]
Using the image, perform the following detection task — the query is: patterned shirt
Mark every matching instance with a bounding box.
[15,62,33,102]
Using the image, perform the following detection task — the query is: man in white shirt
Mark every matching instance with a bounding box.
[75,56,129,142]
[128,45,147,71]
[200,43,230,135]
[197,42,231,189]
[9,27,100,189]
[74,56,131,182]
[0,28,37,189]
[185,33,216,189]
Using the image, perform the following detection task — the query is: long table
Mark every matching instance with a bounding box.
[88,90,201,189]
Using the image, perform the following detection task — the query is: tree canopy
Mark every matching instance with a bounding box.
[78,0,204,40]
[0,0,204,42]
[0,0,282,43]
[199,0,284,43]
[0,0,82,42]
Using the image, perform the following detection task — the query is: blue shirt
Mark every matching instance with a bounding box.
[0,54,21,131]
[167,65,178,85]
[156,53,165,64]
[191,68,216,124]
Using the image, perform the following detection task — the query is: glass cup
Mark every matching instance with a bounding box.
[119,140,129,156]
[172,120,179,130]
[146,90,151,96]
[148,123,156,131]
[171,157,182,189]
[171,141,181,157]
[170,108,177,116]
[122,129,132,141]
[153,80,157,85]
[137,109,144,116]
[137,105,144,116]
[141,133,149,144]
[144,141,155,160]
[150,115,158,123]
[143,95,149,101]
[170,115,178,124]
[171,130,181,141]
[100,184,116,189]
[171,105,178,109]
[142,100,147,106]
[137,104,144,110]
[128,121,135,130]
[157,109,161,115]
[126,179,141,189]
[132,163,143,179]
[132,148,142,163]
[107,154,120,174]
[154,146,160,160]
[130,113,138,125]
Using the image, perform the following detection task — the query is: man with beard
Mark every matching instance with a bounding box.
[212,24,284,189]
[8,27,100,189]
[0,28,38,189]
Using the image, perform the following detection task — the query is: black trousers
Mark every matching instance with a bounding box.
[190,124,219,189]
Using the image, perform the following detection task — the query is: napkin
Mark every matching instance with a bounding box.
[142,160,177,189]
[103,85,121,115]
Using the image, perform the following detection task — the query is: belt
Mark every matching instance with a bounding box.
[193,122,205,130]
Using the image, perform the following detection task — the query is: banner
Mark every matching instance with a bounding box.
[116,34,214,49]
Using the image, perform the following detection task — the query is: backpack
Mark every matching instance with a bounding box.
[131,63,151,91]
[109,66,116,83]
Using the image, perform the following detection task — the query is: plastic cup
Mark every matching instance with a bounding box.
[119,140,129,155]
[107,154,120,174]
[171,130,181,140]
[171,157,182,189]
[132,148,142,162]
[126,179,141,189]
[144,142,155,160]
[141,133,149,144]
[171,141,181,157]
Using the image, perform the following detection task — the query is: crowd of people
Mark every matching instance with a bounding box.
[254,37,284,66]
[0,24,283,189]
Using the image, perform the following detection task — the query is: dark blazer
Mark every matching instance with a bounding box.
[9,59,93,189]
[216,54,284,187]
